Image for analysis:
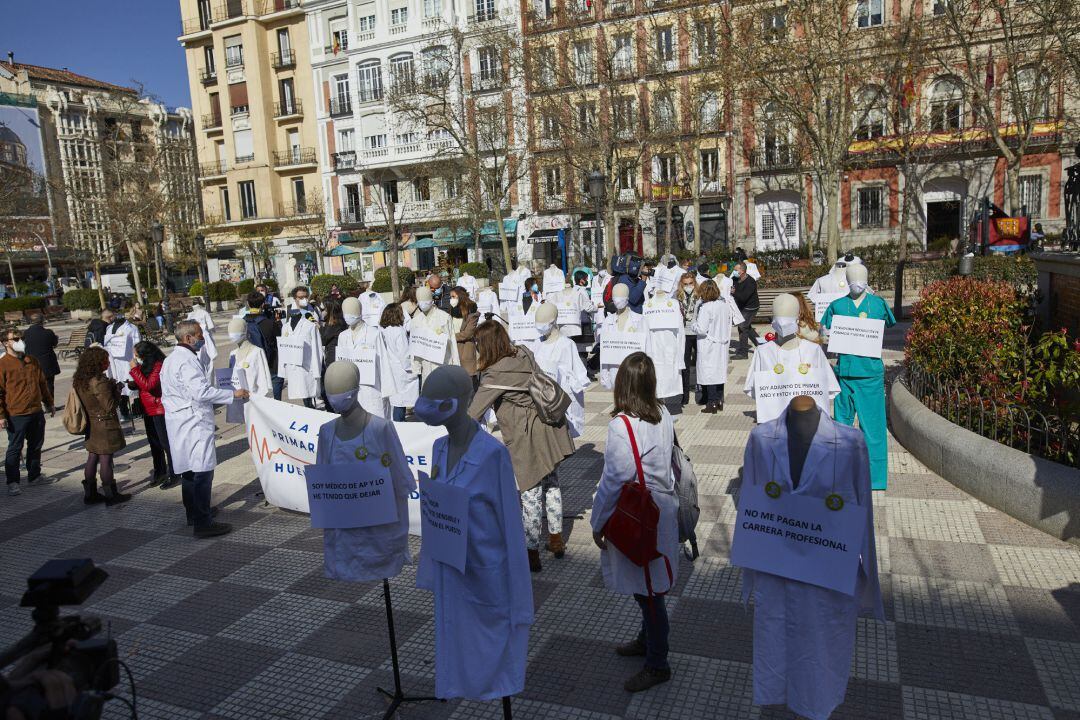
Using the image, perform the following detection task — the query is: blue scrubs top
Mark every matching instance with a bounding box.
[822,293,896,377]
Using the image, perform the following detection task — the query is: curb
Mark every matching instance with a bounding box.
[890,378,1079,547]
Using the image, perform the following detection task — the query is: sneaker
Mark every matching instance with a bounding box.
[8,483,21,496]
[159,476,181,490]
[624,667,672,693]
[27,476,58,486]
[615,638,647,657]
[193,522,232,539]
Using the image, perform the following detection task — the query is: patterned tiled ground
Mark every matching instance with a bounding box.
[1,322,1078,719]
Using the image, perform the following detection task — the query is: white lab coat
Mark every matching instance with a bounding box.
[542,265,565,295]
[104,320,140,398]
[591,408,680,595]
[229,343,272,397]
[744,340,841,404]
[475,287,500,325]
[548,286,592,338]
[382,325,418,408]
[598,311,648,390]
[160,346,234,473]
[188,306,218,378]
[457,272,479,298]
[712,275,745,324]
[692,299,732,386]
[410,306,459,383]
[282,314,323,400]
[337,322,394,419]
[809,270,850,295]
[533,333,590,437]
[642,296,685,399]
[416,427,533,700]
[317,416,415,581]
[359,291,387,327]
[740,410,883,720]
[744,260,762,280]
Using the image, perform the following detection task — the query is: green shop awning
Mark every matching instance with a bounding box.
[328,244,361,256]
[360,241,387,253]
[481,218,517,237]
[433,226,473,246]
[410,237,438,250]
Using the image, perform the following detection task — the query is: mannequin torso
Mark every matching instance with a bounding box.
[785,398,820,489]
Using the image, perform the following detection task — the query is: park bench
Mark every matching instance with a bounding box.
[58,327,88,361]
[3,311,23,323]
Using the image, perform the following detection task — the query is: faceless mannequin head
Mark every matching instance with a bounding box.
[228,318,247,345]
[771,293,801,344]
[342,297,363,326]
[611,283,630,313]
[534,303,559,342]
[418,365,475,449]
[846,264,869,298]
[416,287,435,314]
[773,293,799,320]
[324,360,364,420]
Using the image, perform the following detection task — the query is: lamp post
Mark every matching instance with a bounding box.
[152,222,173,331]
[194,233,208,286]
[588,170,606,266]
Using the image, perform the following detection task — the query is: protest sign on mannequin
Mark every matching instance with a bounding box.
[826,316,885,358]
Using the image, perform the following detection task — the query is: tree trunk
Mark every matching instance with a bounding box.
[692,186,702,256]
[387,205,401,298]
[824,173,841,266]
[1005,160,1021,216]
[664,195,673,257]
[604,194,617,262]
[898,165,911,264]
[6,253,17,297]
[493,205,513,274]
[93,260,106,310]
[125,239,145,308]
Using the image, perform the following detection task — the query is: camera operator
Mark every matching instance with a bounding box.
[2,644,77,720]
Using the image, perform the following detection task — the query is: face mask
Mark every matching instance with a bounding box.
[536,321,554,336]
[731,270,741,279]
[418,300,434,313]
[449,297,459,308]
[682,284,694,292]
[228,332,245,343]
[612,296,629,311]
[530,283,539,294]
[413,396,459,426]
[192,338,206,352]
[344,314,362,327]
[771,317,799,338]
[297,298,310,308]
[849,282,867,297]
[10,340,25,354]
[327,389,359,413]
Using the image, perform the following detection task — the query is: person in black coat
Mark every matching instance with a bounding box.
[244,291,283,399]
[23,314,60,400]
[86,312,108,347]
[731,262,760,359]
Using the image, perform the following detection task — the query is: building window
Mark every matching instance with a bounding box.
[276,29,291,58]
[619,162,635,192]
[655,26,674,65]
[614,95,636,135]
[614,34,633,75]
[224,36,244,67]
[238,180,257,219]
[693,20,716,62]
[422,46,451,88]
[653,92,676,132]
[699,90,720,130]
[444,175,459,199]
[854,86,887,140]
[544,166,562,196]
[700,148,719,184]
[233,128,254,162]
[654,154,677,185]
[857,186,884,228]
[364,134,387,150]
[358,14,376,32]
[929,77,963,131]
[358,61,384,102]
[390,6,408,26]
[395,131,419,146]
[424,0,442,17]
[332,74,352,112]
[764,7,787,39]
[293,178,307,213]
[221,187,231,221]
[390,53,415,92]
[577,101,596,133]
[204,46,216,74]
[1015,66,1051,121]
[857,0,884,28]
[1017,175,1042,217]
[536,46,556,87]
[573,41,594,84]
[475,0,497,21]
[330,24,349,54]
[279,78,296,114]
[382,180,399,204]
[541,111,560,140]
[338,128,355,151]
[344,183,361,215]
[412,177,430,202]
[932,0,948,15]
[478,46,500,82]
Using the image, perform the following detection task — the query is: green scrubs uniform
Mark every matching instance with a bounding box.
[822,293,896,490]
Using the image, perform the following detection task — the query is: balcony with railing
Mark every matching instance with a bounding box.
[471,70,503,93]
[332,151,357,171]
[329,96,353,116]
[389,21,409,34]
[271,50,296,69]
[469,6,500,23]
[606,0,634,16]
[273,148,317,167]
[214,0,249,23]
[259,0,301,14]
[337,208,363,225]
[235,153,256,164]
[199,159,228,179]
[361,146,389,159]
[181,15,211,35]
[357,84,384,104]
[277,201,316,218]
[749,145,797,171]
[201,113,223,131]
[395,142,423,156]
[543,195,567,210]
[199,67,218,85]
[274,99,303,118]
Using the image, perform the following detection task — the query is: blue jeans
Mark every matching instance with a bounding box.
[392,406,406,422]
[5,413,45,485]
[181,470,215,527]
[634,593,670,671]
[271,375,284,401]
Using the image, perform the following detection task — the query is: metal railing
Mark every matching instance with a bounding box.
[273,148,316,167]
[904,363,1079,468]
[329,96,353,116]
[469,7,500,23]
[214,0,249,22]
[271,50,296,69]
[235,153,255,164]
[199,67,218,85]
[471,70,503,92]
[332,150,357,170]
[277,201,316,218]
[749,146,797,171]
[274,99,302,117]
[200,159,227,177]
[201,113,223,129]
[338,208,363,225]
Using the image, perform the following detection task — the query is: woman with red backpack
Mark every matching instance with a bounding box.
[590,352,679,694]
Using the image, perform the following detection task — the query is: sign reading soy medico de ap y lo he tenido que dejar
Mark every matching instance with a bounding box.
[826,315,885,359]
[730,477,867,596]
[304,461,399,529]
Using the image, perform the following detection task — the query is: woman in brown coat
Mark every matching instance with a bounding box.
[74,347,129,506]
[469,321,574,572]
[450,286,480,384]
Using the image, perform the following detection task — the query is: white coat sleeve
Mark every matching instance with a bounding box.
[591,419,633,533]
[853,432,885,620]
[180,353,235,405]
[377,331,401,398]
[308,323,324,377]
[565,344,590,394]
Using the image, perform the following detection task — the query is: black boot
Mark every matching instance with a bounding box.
[104,484,131,506]
[83,480,106,505]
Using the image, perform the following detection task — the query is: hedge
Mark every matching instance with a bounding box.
[237,279,256,296]
[16,281,49,296]
[0,297,47,312]
[456,262,490,280]
[372,266,416,293]
[208,280,237,302]
[311,273,360,298]
[187,280,205,299]
[62,289,104,311]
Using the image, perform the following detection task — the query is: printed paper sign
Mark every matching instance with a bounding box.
[543,277,565,295]
[420,479,469,572]
[654,266,680,295]
[731,479,867,596]
[827,316,885,358]
[509,315,539,345]
[499,281,522,303]
[600,329,646,366]
[752,370,830,423]
[808,292,846,322]
[337,344,377,386]
[305,462,399,529]
[106,333,132,359]
[214,368,234,390]
[216,368,247,423]
[409,325,449,364]
[277,337,306,367]
[556,303,580,326]
[643,299,681,330]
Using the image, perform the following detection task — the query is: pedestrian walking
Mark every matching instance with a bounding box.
[380,303,417,421]
[161,320,248,538]
[677,273,699,405]
[72,346,129,506]
[731,262,760,359]
[469,322,574,572]
[691,279,732,413]
[128,341,180,489]
[22,313,60,401]
[0,327,54,496]
[590,352,679,693]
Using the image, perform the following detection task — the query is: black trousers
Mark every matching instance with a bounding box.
[736,308,760,354]
[181,470,215,528]
[144,414,176,479]
[681,334,698,397]
[5,413,45,484]
[702,383,725,403]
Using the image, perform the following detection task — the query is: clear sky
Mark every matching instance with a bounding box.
[1,0,191,109]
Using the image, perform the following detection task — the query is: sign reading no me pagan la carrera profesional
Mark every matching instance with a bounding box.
[245,396,445,535]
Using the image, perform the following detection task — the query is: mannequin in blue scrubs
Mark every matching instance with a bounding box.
[821,265,896,490]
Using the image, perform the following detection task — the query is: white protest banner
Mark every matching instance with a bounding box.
[305,462,398,529]
[106,333,132,359]
[509,315,538,345]
[827,315,885,358]
[642,299,681,330]
[808,292,846,322]
[752,370,831,424]
[730,479,867,596]
[277,337,306,367]
[556,303,580,326]
[600,329,646,366]
[499,280,522,304]
[420,480,469,573]
[245,396,445,534]
[409,325,448,364]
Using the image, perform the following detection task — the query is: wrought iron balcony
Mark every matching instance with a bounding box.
[199,67,218,85]
[749,146,797,171]
[274,99,302,117]
[201,113,223,130]
[235,153,256,164]
[271,50,296,69]
[199,159,227,177]
[329,96,353,116]
[278,201,316,218]
[468,7,500,23]
[332,150,357,171]
[471,70,503,92]
[337,208,363,225]
[273,148,316,167]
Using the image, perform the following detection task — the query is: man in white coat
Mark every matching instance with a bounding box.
[161,320,248,538]
[187,297,217,381]
[102,309,140,417]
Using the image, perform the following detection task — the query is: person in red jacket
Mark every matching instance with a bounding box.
[128,341,179,489]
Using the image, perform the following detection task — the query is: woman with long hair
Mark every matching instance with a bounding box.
[73,346,129,506]
[677,272,699,405]
[469,321,574,572]
[320,299,346,364]
[691,279,732,413]
[590,352,679,693]
[399,285,419,319]
[128,341,178,489]
[791,291,823,344]
[380,302,418,421]
[449,286,479,386]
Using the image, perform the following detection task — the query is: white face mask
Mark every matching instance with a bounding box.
[297,297,310,308]
[449,297,459,308]
[848,282,867,297]
[344,313,362,327]
[535,321,554,336]
[771,317,799,338]
[228,332,245,343]
[612,296,629,311]
[682,284,694,292]
[10,340,25,354]
[418,300,434,313]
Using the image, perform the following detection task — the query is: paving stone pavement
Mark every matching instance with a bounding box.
[1,328,1078,720]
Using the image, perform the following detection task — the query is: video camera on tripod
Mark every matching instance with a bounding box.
[0,559,122,720]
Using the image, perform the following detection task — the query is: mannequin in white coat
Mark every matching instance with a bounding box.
[226,318,272,397]
[690,279,732,413]
[642,287,685,413]
[599,284,646,389]
[411,287,458,389]
[337,296,391,418]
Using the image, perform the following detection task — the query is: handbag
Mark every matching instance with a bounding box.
[603,415,673,598]
[481,347,571,426]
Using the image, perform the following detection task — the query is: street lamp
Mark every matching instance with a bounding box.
[588,170,606,266]
[194,233,208,286]
[151,222,174,331]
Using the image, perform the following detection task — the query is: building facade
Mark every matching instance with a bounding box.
[179,0,323,291]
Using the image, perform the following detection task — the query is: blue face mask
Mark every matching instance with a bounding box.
[192,338,206,352]
[413,396,459,426]
[530,283,539,293]
[731,270,741,279]
[327,390,358,413]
